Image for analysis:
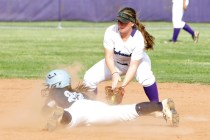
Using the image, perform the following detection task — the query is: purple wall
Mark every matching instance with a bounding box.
[0,0,209,23]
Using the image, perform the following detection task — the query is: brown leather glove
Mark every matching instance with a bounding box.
[105,86,125,105]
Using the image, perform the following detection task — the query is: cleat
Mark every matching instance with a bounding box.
[162,98,179,127]
[44,107,64,131]
[168,39,176,43]
[193,31,199,43]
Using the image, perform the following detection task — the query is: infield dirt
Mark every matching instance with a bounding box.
[0,79,209,140]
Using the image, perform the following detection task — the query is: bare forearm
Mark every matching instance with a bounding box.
[122,67,136,87]
[183,0,187,11]
[105,57,116,74]
[104,48,116,74]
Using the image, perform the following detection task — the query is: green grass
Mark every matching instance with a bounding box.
[0,21,209,84]
[148,23,210,84]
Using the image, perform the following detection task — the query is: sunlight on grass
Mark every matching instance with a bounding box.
[0,21,209,84]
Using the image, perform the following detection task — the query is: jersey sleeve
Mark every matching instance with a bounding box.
[131,32,145,60]
[103,25,115,50]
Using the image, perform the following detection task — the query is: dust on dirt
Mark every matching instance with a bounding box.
[0,79,209,140]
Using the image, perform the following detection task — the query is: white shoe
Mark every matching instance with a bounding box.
[162,98,179,127]
[193,31,199,43]
[44,107,64,131]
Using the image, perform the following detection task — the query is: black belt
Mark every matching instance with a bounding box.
[116,61,128,66]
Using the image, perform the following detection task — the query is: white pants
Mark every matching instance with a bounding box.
[64,99,139,127]
[83,53,155,89]
[172,0,189,28]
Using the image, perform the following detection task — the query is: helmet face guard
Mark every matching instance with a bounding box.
[45,69,71,89]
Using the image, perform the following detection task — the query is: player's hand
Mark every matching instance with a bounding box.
[120,86,125,95]
[111,72,121,90]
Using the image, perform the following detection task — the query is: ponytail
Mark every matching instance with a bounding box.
[135,20,155,50]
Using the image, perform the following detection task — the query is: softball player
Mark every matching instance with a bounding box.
[170,0,199,43]
[83,7,159,102]
[41,69,179,131]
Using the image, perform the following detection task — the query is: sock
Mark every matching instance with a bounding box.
[135,102,162,115]
[172,28,181,42]
[183,23,194,36]
[143,82,159,102]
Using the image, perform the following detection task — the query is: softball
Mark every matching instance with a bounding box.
[111,96,115,102]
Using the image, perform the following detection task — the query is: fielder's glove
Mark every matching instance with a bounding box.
[105,86,125,105]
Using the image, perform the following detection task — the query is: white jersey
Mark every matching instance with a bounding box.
[103,25,145,66]
[83,24,156,88]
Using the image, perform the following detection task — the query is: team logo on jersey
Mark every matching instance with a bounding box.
[114,48,132,57]
[64,91,85,103]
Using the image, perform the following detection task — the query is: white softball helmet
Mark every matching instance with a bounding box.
[45,69,71,88]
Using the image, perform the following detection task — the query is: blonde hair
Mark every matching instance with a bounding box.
[119,7,155,50]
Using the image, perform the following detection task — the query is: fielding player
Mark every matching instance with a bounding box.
[83,7,160,103]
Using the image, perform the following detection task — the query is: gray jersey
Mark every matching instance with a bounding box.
[45,88,86,108]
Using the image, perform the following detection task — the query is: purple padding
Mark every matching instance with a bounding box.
[0,0,209,22]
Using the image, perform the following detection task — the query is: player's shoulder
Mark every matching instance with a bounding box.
[129,28,144,46]
[132,28,144,39]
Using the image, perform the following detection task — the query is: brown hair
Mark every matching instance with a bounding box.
[67,82,96,100]
[119,7,155,50]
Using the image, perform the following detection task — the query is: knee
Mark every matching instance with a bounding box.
[83,72,98,89]
[138,76,155,87]
[60,111,72,125]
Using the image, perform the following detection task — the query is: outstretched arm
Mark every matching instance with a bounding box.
[104,48,116,75]
[105,48,121,89]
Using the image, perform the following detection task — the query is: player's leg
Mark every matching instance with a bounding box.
[83,59,112,94]
[44,107,65,131]
[183,23,199,43]
[171,28,181,42]
[62,99,139,126]
[171,17,184,42]
[44,109,73,131]
[183,23,194,36]
[135,101,162,115]
[60,111,72,125]
[135,99,179,126]
[171,1,185,42]
[83,59,125,94]
[135,54,159,102]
